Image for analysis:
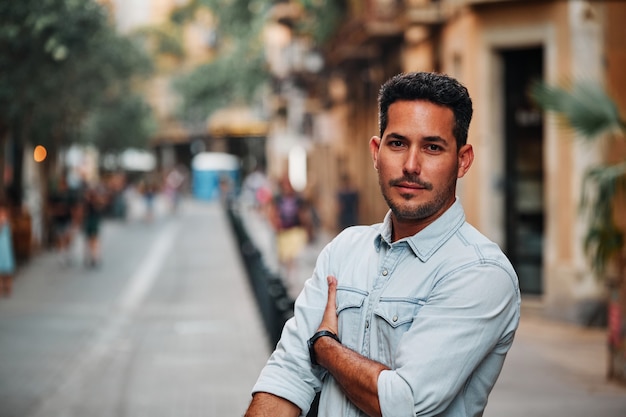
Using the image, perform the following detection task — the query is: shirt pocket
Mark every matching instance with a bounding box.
[373,297,424,367]
[336,286,367,350]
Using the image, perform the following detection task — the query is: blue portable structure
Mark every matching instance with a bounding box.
[191,152,240,201]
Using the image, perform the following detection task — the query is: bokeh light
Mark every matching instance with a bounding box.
[33,145,47,162]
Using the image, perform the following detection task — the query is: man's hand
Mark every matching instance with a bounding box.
[312,274,388,417]
[316,275,339,334]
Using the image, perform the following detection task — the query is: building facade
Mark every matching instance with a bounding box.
[265,0,626,328]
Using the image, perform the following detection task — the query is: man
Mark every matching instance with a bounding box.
[245,72,520,417]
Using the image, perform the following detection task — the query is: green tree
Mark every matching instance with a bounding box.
[81,93,157,155]
[33,24,154,158]
[0,0,153,203]
[168,0,344,127]
[296,0,346,45]
[173,44,268,122]
[169,0,271,126]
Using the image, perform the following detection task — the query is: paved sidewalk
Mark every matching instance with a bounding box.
[485,301,626,416]
[0,198,271,417]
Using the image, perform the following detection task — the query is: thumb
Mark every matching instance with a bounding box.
[327,275,337,309]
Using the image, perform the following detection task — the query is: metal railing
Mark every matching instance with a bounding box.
[225,201,294,348]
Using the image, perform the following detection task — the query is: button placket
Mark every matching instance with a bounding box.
[363,243,401,357]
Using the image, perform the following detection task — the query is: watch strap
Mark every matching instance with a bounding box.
[308,330,341,366]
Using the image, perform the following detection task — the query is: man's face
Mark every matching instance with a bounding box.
[370,100,473,234]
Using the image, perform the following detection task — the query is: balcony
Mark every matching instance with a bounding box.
[405,0,519,25]
[406,3,447,25]
[323,0,406,67]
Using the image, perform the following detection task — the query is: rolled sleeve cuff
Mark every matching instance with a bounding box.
[252,364,317,415]
[378,370,414,417]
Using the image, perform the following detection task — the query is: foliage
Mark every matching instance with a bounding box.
[531,80,626,276]
[133,25,186,59]
[168,0,271,125]
[0,0,154,152]
[173,42,268,122]
[81,93,157,154]
[35,28,153,151]
[166,0,345,126]
[0,0,104,126]
[531,81,626,138]
[581,162,626,275]
[295,0,346,44]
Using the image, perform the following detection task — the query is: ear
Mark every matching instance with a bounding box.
[457,144,474,178]
[369,136,381,170]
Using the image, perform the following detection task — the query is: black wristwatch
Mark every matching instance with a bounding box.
[307,330,341,366]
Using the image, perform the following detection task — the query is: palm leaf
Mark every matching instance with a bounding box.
[581,162,626,274]
[532,80,626,278]
[530,80,626,138]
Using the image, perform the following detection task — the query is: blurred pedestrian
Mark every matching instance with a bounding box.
[164,165,187,215]
[141,178,158,223]
[336,172,359,231]
[268,175,310,286]
[107,172,128,220]
[0,201,15,297]
[82,183,108,268]
[48,176,80,266]
[245,72,520,417]
[241,164,272,211]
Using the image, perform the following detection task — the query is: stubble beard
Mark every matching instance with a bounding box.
[380,174,457,223]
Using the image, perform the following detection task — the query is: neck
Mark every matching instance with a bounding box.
[391,218,429,242]
[390,199,456,242]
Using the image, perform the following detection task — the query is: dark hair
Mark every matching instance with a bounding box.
[378,72,473,149]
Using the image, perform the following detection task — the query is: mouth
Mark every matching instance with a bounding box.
[390,178,432,193]
[396,182,424,190]
[394,185,423,197]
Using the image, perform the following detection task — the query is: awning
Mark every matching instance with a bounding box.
[207,106,269,137]
[150,120,194,145]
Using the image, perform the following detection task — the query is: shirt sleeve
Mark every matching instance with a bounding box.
[377,261,520,416]
[251,239,335,415]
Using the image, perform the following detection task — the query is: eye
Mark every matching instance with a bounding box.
[389,140,404,148]
[425,143,443,152]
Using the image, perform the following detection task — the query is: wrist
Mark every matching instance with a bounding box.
[308,330,341,366]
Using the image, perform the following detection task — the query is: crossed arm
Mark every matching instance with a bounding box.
[245,275,389,417]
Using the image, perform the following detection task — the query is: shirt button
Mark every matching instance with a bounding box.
[365,320,370,329]
[392,315,398,322]
[382,269,388,276]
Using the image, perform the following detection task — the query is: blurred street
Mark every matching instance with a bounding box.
[0,196,270,417]
[0,194,625,417]
[485,303,626,417]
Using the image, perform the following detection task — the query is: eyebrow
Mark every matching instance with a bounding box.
[385,132,408,141]
[385,132,450,145]
[423,135,449,145]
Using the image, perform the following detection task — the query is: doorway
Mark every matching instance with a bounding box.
[502,47,544,294]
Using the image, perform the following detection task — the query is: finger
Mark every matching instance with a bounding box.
[326,275,337,312]
[318,276,339,334]
[327,275,337,287]
[321,277,336,318]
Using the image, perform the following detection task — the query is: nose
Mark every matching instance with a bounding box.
[402,147,421,175]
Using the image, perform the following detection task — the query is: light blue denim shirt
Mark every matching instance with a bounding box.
[252,199,520,417]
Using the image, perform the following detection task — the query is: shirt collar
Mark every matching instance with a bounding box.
[375,198,466,262]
